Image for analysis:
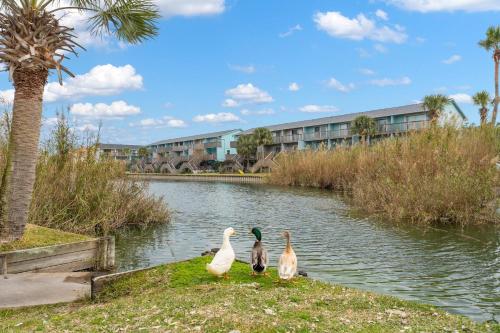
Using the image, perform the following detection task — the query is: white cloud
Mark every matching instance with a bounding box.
[370,76,412,87]
[225,83,274,104]
[359,68,376,76]
[449,93,473,104]
[327,78,355,93]
[130,116,187,128]
[43,117,59,126]
[228,64,255,74]
[375,9,389,20]
[222,98,239,108]
[374,43,388,53]
[70,101,141,118]
[442,54,462,64]
[193,112,240,123]
[77,123,99,132]
[314,11,407,44]
[240,108,275,116]
[163,102,175,109]
[384,0,500,12]
[299,105,339,113]
[45,64,143,102]
[0,89,14,104]
[279,24,303,38]
[288,82,300,92]
[155,0,225,17]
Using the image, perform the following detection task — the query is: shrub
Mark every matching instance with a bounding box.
[270,126,499,225]
[1,112,170,236]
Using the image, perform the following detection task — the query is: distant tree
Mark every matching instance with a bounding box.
[351,115,376,144]
[472,91,492,126]
[422,94,452,125]
[253,128,273,146]
[138,147,149,159]
[479,26,500,125]
[236,135,257,169]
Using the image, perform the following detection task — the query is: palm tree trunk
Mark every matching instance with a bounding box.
[492,54,499,125]
[0,67,48,242]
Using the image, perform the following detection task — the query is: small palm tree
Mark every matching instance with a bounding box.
[0,0,159,242]
[472,91,492,126]
[252,127,273,159]
[236,135,257,170]
[351,115,376,144]
[479,26,500,125]
[252,127,273,146]
[422,94,451,125]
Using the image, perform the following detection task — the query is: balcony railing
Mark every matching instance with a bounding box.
[268,120,429,144]
[204,141,221,149]
[172,145,186,152]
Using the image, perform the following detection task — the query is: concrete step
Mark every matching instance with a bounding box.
[0,272,91,309]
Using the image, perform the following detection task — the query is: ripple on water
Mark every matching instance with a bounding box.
[114,181,500,322]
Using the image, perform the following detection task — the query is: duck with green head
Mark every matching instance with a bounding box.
[250,227,269,276]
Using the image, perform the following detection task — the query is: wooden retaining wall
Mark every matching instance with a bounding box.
[0,236,115,275]
[128,173,265,184]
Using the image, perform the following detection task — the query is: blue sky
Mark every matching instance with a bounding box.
[1,0,499,144]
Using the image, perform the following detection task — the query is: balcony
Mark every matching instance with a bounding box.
[172,145,186,152]
[303,131,330,141]
[204,141,221,149]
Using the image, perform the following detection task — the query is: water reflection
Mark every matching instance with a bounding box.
[114,181,500,322]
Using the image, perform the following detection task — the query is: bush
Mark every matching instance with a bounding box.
[1,112,170,236]
[270,126,499,225]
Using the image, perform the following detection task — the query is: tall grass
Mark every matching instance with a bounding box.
[0,112,170,236]
[270,126,499,225]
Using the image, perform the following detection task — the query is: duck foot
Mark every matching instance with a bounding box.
[223,273,230,280]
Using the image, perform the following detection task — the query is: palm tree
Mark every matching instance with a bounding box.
[422,94,451,125]
[351,115,376,144]
[472,91,492,126]
[0,0,159,242]
[479,26,500,125]
[236,135,257,170]
[252,127,273,159]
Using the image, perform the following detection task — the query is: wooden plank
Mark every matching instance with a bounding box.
[3,239,98,264]
[35,260,95,273]
[7,249,97,274]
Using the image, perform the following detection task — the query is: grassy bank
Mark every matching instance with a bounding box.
[0,224,91,252]
[270,126,500,225]
[0,257,496,332]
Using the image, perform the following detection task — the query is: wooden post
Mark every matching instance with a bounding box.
[0,254,7,278]
[106,236,115,269]
[95,236,115,271]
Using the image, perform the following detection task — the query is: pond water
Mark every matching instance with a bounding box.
[114,181,499,322]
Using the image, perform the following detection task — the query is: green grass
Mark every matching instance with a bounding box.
[0,224,91,252]
[1,257,498,332]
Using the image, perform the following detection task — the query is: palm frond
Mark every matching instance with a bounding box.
[76,0,159,44]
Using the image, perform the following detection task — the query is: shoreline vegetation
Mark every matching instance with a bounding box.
[0,113,170,237]
[269,126,500,226]
[1,257,498,332]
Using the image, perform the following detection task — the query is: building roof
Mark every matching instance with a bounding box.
[99,144,143,150]
[240,103,465,135]
[149,129,242,146]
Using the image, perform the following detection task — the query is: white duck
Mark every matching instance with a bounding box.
[206,227,236,279]
[278,231,297,280]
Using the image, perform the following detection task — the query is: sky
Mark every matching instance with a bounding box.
[0,0,499,145]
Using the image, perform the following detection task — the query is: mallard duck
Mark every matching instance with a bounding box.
[250,227,268,275]
[206,227,236,279]
[278,231,297,280]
